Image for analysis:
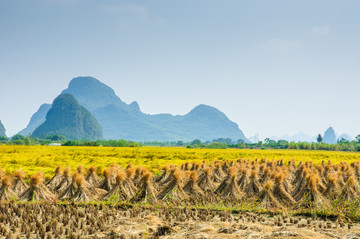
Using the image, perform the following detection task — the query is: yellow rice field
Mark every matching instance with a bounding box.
[1,145,360,179]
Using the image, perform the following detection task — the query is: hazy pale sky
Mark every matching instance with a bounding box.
[1,0,360,139]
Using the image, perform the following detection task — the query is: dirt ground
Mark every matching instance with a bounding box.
[1,203,360,239]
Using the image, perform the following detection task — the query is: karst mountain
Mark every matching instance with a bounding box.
[20,76,250,142]
[0,120,6,137]
[32,94,103,140]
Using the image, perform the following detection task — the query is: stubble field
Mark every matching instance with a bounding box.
[1,145,360,238]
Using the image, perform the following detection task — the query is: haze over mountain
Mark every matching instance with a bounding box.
[0,120,6,137]
[32,94,103,140]
[323,127,337,144]
[268,132,316,143]
[21,77,250,142]
[18,104,51,137]
[337,133,353,142]
[288,132,316,143]
[256,127,354,144]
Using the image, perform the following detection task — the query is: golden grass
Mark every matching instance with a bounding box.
[1,176,12,187]
[1,145,360,179]
[116,172,126,183]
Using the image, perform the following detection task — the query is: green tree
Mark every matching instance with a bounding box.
[288,142,299,149]
[277,140,289,149]
[237,139,245,144]
[356,134,360,143]
[0,135,8,142]
[264,138,271,144]
[24,136,31,145]
[317,134,323,143]
[337,138,349,144]
[176,140,184,146]
[212,138,233,145]
[191,139,202,146]
[11,134,25,141]
[46,134,66,142]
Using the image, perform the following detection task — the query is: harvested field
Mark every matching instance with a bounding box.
[1,202,360,239]
[1,146,360,237]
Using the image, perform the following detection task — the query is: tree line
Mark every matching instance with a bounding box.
[186,136,360,151]
[0,134,140,147]
[2,134,360,152]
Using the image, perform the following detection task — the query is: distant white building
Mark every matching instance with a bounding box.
[48,143,62,146]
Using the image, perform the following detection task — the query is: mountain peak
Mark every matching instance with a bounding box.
[32,93,103,140]
[187,104,222,116]
[52,93,80,109]
[182,104,249,142]
[323,127,337,144]
[62,76,126,111]
[67,76,114,93]
[23,76,249,142]
[326,126,335,131]
[192,104,216,110]
[129,101,140,111]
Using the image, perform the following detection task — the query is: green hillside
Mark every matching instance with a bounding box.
[32,94,103,140]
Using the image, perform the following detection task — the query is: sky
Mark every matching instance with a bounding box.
[1,0,360,139]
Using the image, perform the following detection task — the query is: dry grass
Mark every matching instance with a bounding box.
[1,176,11,187]
[0,202,358,239]
[2,146,360,223]
[30,172,43,186]
[1,158,360,239]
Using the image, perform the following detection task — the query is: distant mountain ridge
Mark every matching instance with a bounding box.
[289,132,316,143]
[268,132,316,143]
[262,127,353,144]
[337,133,353,142]
[32,94,103,140]
[0,120,6,137]
[18,104,51,136]
[20,76,250,142]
